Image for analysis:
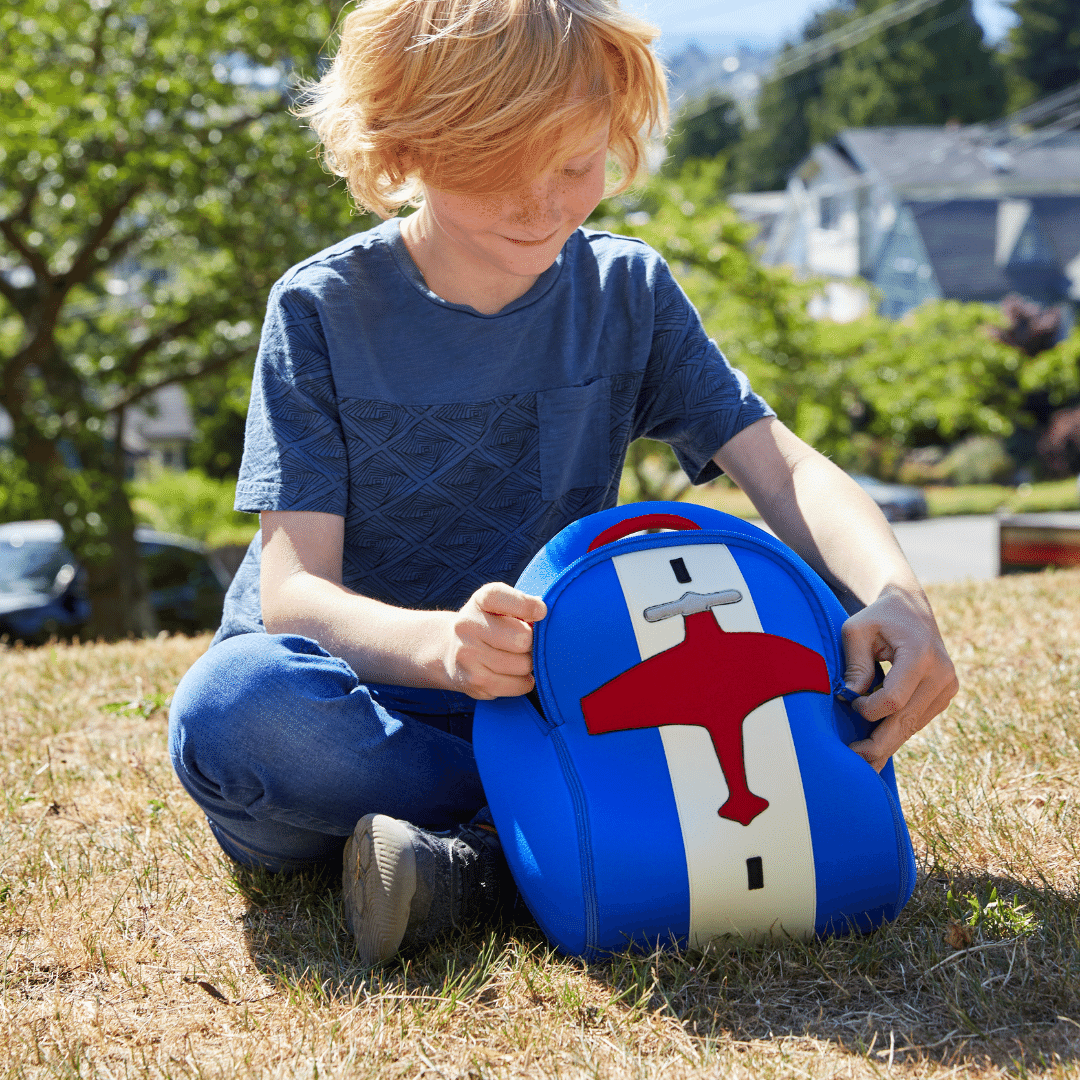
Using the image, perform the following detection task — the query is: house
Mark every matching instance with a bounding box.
[758,125,1080,320]
[120,383,195,473]
[0,383,194,474]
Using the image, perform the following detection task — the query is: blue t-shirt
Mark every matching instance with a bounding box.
[217,218,772,641]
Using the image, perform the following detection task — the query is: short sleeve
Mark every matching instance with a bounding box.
[635,262,774,485]
[234,283,349,515]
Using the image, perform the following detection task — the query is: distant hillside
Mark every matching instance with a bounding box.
[662,41,775,115]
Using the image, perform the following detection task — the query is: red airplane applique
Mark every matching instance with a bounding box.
[580,610,829,826]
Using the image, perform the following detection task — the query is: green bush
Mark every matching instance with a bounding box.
[594,161,1080,485]
[937,436,1016,486]
[128,467,259,549]
[0,450,48,523]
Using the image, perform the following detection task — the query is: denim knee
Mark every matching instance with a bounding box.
[169,632,486,847]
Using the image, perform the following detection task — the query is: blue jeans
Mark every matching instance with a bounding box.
[168,633,485,873]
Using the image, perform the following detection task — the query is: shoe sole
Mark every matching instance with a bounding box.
[342,814,417,965]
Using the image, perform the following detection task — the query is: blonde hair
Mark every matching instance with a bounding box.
[298,0,668,217]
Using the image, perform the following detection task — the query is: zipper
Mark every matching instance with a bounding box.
[550,726,601,956]
[880,777,915,913]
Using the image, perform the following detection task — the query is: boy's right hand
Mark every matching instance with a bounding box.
[441,583,547,700]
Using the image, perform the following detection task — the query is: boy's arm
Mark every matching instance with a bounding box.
[259,510,545,699]
[713,417,958,771]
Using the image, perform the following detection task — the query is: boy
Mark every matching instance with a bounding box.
[169,0,957,966]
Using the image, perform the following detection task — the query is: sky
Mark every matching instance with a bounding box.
[621,0,1017,52]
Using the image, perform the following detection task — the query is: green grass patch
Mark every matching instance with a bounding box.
[926,478,1080,517]
[129,466,259,548]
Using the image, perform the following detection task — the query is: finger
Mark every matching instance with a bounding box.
[850,654,928,723]
[849,682,956,771]
[465,672,536,701]
[840,618,884,696]
[477,613,535,655]
[474,582,547,623]
[474,640,534,678]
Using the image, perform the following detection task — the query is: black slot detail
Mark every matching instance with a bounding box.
[525,687,546,720]
[746,856,764,890]
[669,557,691,584]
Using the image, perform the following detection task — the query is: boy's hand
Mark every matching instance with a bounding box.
[442,583,547,700]
[841,584,958,772]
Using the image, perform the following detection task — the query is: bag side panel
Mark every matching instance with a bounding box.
[783,694,906,934]
[731,544,912,933]
[472,695,591,955]
[879,756,917,917]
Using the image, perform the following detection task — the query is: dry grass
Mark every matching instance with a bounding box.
[2,572,1079,1079]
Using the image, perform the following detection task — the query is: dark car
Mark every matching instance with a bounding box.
[0,519,229,643]
[850,474,929,522]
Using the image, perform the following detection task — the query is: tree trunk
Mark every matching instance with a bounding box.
[81,480,158,641]
[8,409,157,641]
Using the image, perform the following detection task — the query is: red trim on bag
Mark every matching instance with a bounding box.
[586,514,702,552]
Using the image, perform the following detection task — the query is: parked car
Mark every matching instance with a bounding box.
[849,474,929,522]
[0,519,229,643]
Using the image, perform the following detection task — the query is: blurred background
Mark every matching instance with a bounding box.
[2,0,1079,640]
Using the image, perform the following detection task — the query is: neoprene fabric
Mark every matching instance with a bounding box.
[473,502,916,958]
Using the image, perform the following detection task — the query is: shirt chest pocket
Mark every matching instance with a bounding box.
[537,378,612,501]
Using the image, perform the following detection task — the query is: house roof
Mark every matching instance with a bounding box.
[880,197,1079,306]
[834,127,1080,198]
[905,200,1003,302]
[728,192,788,248]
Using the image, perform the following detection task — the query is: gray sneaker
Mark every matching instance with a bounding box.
[342,813,508,965]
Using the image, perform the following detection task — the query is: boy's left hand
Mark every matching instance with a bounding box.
[840,584,958,772]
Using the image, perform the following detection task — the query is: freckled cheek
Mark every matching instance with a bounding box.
[458,194,505,222]
[563,175,605,222]
[515,193,547,228]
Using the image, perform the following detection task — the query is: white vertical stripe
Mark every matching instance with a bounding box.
[611,543,817,945]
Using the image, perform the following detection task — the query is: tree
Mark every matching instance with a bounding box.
[809,0,1006,138]
[735,0,1007,192]
[732,0,857,192]
[186,363,251,479]
[661,92,743,180]
[596,160,1061,488]
[0,0,361,638]
[1004,0,1080,105]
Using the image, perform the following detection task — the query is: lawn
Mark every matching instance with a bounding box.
[681,478,1080,521]
[1,570,1078,1078]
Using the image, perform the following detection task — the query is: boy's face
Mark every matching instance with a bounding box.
[420,123,610,283]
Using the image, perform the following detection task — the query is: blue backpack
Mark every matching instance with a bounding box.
[472,501,916,959]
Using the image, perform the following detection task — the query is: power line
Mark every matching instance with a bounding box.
[769,0,950,80]
[971,79,1080,147]
[676,0,980,123]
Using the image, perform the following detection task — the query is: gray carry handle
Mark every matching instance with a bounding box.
[643,589,743,623]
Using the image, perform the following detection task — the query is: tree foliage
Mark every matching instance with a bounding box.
[661,93,743,181]
[1004,0,1080,106]
[735,0,1006,192]
[0,0,361,637]
[129,465,257,548]
[808,0,1006,137]
[185,362,252,479]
